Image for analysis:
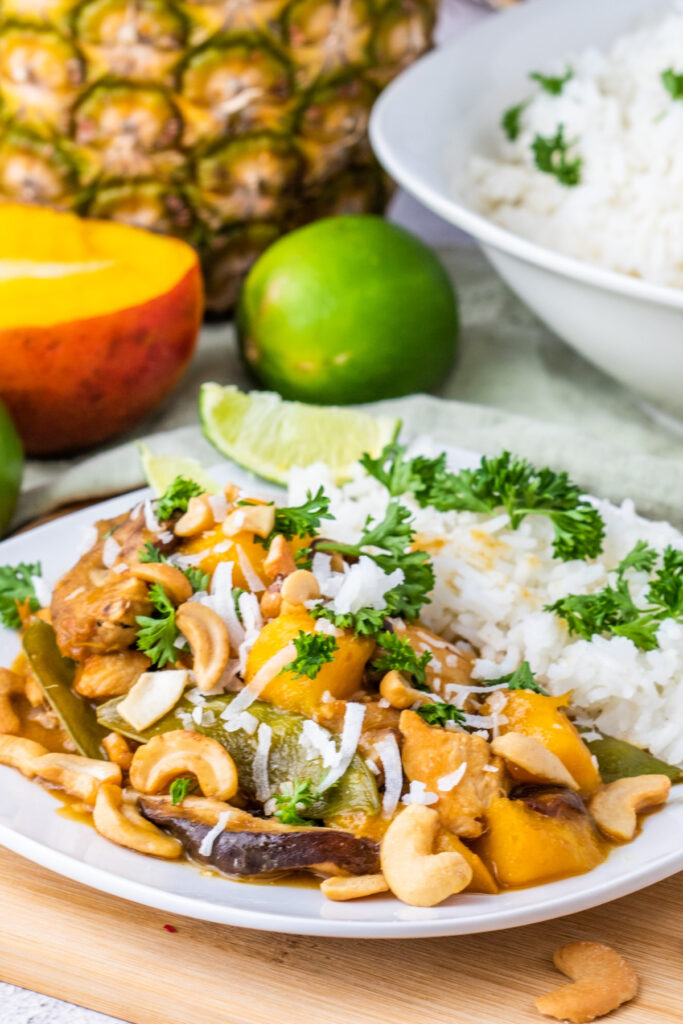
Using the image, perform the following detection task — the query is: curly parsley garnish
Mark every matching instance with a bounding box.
[156,476,203,521]
[273,780,316,825]
[530,66,574,95]
[310,502,435,636]
[361,445,604,562]
[417,703,465,727]
[531,125,582,186]
[547,541,683,651]
[137,543,209,593]
[501,100,528,141]
[135,583,179,667]
[250,487,333,547]
[482,660,547,695]
[371,631,432,689]
[0,561,42,629]
[281,630,338,680]
[662,68,683,101]
[170,778,198,805]
[232,586,247,621]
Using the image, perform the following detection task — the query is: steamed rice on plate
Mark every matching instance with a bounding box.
[469,2,683,289]
[0,436,679,908]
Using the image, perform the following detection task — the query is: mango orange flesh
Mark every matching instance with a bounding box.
[0,203,203,454]
[0,204,198,327]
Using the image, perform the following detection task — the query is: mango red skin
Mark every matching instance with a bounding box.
[0,265,203,455]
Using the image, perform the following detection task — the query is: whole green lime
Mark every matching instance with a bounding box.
[237,216,458,404]
[0,400,23,536]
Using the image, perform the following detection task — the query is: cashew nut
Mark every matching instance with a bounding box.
[0,669,26,734]
[320,873,389,901]
[263,535,296,579]
[260,587,283,620]
[175,601,230,692]
[103,731,134,771]
[491,732,579,791]
[129,730,238,801]
[535,941,638,1023]
[280,569,321,607]
[174,494,215,537]
[380,804,473,906]
[130,562,192,605]
[74,651,151,699]
[33,752,122,804]
[589,774,671,842]
[0,734,48,777]
[93,783,182,858]
[379,670,430,710]
[223,504,275,539]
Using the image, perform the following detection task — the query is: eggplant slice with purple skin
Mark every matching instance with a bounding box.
[140,795,380,877]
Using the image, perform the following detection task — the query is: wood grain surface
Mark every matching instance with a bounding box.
[0,847,680,1024]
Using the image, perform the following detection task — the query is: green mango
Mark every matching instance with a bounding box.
[23,620,108,759]
[98,692,380,819]
[586,733,682,785]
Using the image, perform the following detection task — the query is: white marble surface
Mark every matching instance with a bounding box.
[0,3,486,1021]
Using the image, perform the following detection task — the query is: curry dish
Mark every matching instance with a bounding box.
[0,471,674,907]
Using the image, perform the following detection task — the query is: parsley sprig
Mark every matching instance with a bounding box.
[135,583,179,667]
[310,502,435,636]
[273,780,316,825]
[501,100,528,141]
[156,476,203,521]
[0,561,42,629]
[417,703,465,727]
[547,541,683,651]
[170,778,198,805]
[138,543,209,593]
[280,630,338,679]
[482,660,547,695]
[662,68,683,101]
[530,66,574,95]
[370,631,432,689]
[250,487,333,547]
[531,125,582,186]
[361,445,604,562]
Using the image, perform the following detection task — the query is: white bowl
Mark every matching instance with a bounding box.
[370,0,683,420]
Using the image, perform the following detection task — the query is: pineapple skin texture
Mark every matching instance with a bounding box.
[0,0,438,312]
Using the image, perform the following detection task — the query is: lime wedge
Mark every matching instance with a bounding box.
[138,442,219,497]
[199,384,398,485]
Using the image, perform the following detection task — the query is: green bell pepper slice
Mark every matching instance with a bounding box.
[585,732,682,785]
[97,692,380,819]
[22,619,108,760]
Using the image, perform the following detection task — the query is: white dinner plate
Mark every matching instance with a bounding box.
[1,460,681,938]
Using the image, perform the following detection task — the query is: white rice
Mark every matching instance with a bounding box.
[289,445,683,767]
[469,3,683,289]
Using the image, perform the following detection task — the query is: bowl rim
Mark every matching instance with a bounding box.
[369,4,683,313]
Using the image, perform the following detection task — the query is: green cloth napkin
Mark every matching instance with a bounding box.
[16,248,683,529]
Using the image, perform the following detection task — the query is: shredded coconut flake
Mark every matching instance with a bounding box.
[236,545,265,593]
[437,762,468,792]
[209,493,228,523]
[317,702,365,793]
[221,644,297,722]
[253,722,272,801]
[401,780,439,806]
[198,811,231,857]
[375,733,403,817]
[101,536,121,568]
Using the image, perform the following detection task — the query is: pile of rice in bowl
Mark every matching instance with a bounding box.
[469,2,683,289]
[289,443,683,768]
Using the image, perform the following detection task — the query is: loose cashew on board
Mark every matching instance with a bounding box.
[535,942,638,1023]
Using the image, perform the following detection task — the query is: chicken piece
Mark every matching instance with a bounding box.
[73,651,151,699]
[51,511,170,661]
[399,710,503,838]
[315,698,400,736]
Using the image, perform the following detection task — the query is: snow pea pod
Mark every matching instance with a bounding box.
[22,619,108,759]
[97,692,380,819]
[586,733,682,785]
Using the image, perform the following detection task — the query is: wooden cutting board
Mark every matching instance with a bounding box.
[0,846,680,1024]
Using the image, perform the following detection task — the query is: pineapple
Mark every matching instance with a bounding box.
[0,0,437,312]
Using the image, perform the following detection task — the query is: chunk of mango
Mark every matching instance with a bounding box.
[497,690,601,795]
[245,608,374,716]
[474,796,605,888]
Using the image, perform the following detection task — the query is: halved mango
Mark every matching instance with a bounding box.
[0,203,202,454]
[245,607,374,716]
